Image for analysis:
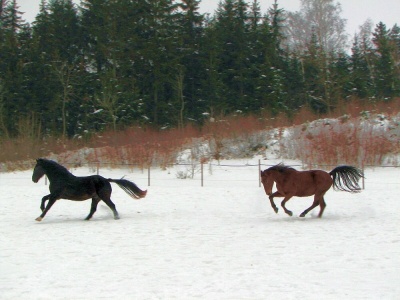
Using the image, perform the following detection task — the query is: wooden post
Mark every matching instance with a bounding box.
[201,162,204,187]
[258,159,261,187]
[148,165,151,186]
[96,161,100,175]
[362,165,365,190]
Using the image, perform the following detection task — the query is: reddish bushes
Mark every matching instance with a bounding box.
[283,117,398,167]
[0,98,399,170]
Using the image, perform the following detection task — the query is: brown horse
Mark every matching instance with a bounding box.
[261,163,364,218]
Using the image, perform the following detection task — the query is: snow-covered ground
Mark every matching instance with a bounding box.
[1,159,399,299]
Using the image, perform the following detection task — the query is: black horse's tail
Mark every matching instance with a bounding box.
[108,178,147,199]
[329,165,364,193]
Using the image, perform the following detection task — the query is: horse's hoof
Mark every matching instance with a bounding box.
[35,217,43,222]
[273,208,278,213]
[300,213,306,217]
[114,216,120,220]
[287,212,293,217]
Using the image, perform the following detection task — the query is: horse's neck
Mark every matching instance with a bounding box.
[274,170,294,184]
[45,168,74,182]
[274,173,284,184]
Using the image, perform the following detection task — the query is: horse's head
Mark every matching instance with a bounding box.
[260,169,274,196]
[261,164,294,195]
[32,159,46,183]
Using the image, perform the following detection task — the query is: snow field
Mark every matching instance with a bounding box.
[0,161,399,299]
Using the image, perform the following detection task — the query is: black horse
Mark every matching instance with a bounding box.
[32,158,147,221]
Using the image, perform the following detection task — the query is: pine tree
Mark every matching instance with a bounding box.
[174,0,205,126]
[0,0,28,136]
[350,35,373,98]
[137,0,181,126]
[372,22,395,98]
[80,0,111,73]
[31,0,81,136]
[389,24,400,95]
[302,29,328,113]
[283,53,306,112]
[202,17,224,119]
[329,52,351,105]
[254,6,285,114]
[0,0,398,140]
[211,0,253,113]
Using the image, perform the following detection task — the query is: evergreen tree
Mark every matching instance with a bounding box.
[0,0,398,141]
[80,0,111,73]
[266,1,289,113]
[31,0,81,136]
[283,53,306,112]
[212,0,253,113]
[201,17,224,119]
[44,0,81,63]
[174,0,205,126]
[372,22,395,98]
[246,0,263,111]
[329,52,351,104]
[389,24,400,96]
[0,0,28,136]
[254,5,286,114]
[350,35,374,98]
[302,29,327,113]
[144,0,180,126]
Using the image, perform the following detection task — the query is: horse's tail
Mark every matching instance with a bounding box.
[108,178,147,199]
[329,165,364,193]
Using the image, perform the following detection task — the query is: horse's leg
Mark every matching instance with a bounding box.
[281,195,294,216]
[85,197,101,220]
[300,197,319,217]
[101,198,120,220]
[36,194,59,221]
[269,191,282,213]
[97,184,120,220]
[318,197,327,218]
[40,194,50,212]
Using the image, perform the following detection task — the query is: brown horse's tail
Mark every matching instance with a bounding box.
[108,178,147,199]
[329,165,364,193]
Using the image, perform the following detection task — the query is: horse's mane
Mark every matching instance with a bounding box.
[268,163,295,173]
[38,158,72,177]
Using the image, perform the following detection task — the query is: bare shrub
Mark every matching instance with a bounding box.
[1,98,399,171]
[282,116,398,167]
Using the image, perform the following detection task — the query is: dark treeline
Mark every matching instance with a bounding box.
[0,0,399,139]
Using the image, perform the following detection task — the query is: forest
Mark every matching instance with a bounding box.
[0,0,399,140]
